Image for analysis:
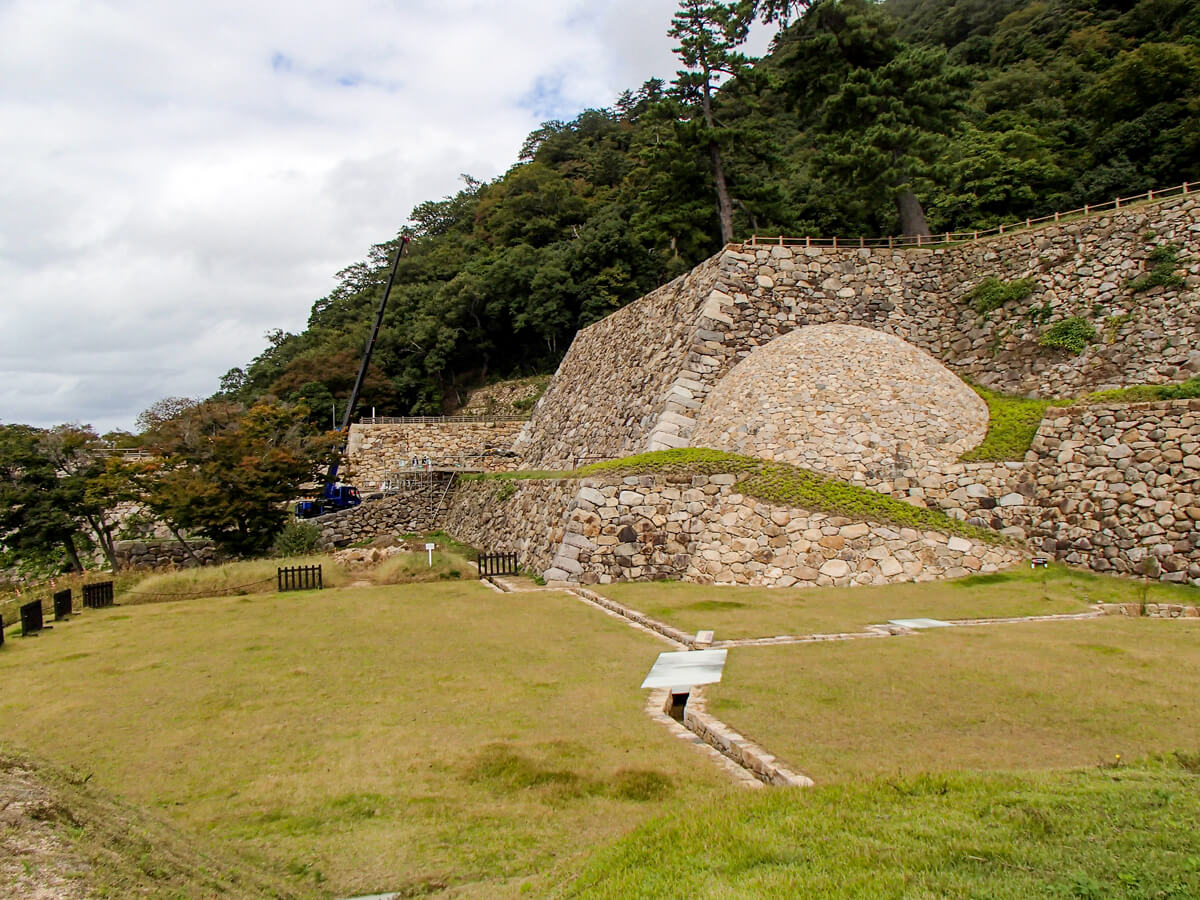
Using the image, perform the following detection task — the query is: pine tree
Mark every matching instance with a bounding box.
[669,0,755,244]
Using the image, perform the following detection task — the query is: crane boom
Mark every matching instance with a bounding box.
[324,234,410,485]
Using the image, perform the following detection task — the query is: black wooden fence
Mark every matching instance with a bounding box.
[478,552,519,578]
[278,565,322,592]
[82,581,114,609]
[0,614,5,647]
[53,589,72,621]
[20,600,44,636]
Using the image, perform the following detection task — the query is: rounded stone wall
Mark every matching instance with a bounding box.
[691,323,988,479]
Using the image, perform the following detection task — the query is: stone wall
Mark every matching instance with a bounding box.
[313,475,452,547]
[519,194,1200,469]
[343,420,525,490]
[443,472,1022,588]
[114,539,223,569]
[441,478,579,574]
[513,254,726,467]
[1012,399,1200,582]
[691,324,989,480]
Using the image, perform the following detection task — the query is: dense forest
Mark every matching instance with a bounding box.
[222,0,1200,418]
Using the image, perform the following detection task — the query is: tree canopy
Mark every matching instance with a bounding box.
[219,0,1198,420]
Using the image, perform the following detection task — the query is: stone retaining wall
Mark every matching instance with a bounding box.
[1101,602,1200,618]
[445,473,1022,588]
[441,478,578,574]
[1013,399,1200,582]
[513,254,725,467]
[344,421,524,490]
[519,195,1200,469]
[313,478,451,547]
[114,539,223,569]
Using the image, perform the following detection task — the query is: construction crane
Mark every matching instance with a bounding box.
[295,233,411,518]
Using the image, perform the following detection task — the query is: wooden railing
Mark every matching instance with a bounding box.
[359,415,529,425]
[747,181,1198,250]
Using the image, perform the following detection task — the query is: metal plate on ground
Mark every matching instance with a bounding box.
[641,649,728,690]
[888,617,953,629]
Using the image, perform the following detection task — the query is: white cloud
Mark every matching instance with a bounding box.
[0,0,775,433]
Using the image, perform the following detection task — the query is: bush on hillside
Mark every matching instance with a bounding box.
[272,520,323,557]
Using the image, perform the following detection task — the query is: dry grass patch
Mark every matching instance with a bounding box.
[0,582,729,898]
[120,556,352,603]
[593,564,1145,640]
[707,617,1200,783]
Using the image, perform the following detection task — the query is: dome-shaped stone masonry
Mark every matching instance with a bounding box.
[690,323,988,480]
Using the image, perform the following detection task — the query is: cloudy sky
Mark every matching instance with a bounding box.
[0,0,774,435]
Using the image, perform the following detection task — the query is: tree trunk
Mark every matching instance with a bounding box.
[700,75,735,245]
[896,189,931,238]
[709,141,735,245]
[85,513,121,573]
[168,524,204,567]
[62,534,84,574]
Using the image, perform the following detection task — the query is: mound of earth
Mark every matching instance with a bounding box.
[0,750,310,900]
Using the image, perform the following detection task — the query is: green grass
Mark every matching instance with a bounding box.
[1080,375,1200,405]
[962,379,1200,462]
[706,617,1200,783]
[736,463,1003,544]
[593,563,1160,639]
[0,582,729,898]
[552,761,1200,898]
[961,385,1056,461]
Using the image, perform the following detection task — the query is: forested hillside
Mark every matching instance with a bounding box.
[223,0,1200,418]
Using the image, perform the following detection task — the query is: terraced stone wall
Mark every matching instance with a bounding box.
[343,421,524,490]
[518,194,1200,469]
[444,474,1021,588]
[1015,399,1200,583]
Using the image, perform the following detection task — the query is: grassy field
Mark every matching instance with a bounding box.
[706,617,1200,782]
[551,761,1200,898]
[593,564,1197,640]
[3,563,1199,898]
[0,582,729,897]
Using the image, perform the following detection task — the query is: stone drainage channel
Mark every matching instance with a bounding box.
[486,575,1106,790]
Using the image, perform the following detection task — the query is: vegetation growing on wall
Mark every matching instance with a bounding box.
[1127,243,1188,293]
[479,448,1007,545]
[964,276,1036,314]
[959,386,1055,462]
[1039,316,1097,354]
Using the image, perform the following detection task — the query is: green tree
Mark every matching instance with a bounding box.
[817,39,971,235]
[139,399,336,557]
[670,0,756,244]
[0,424,87,573]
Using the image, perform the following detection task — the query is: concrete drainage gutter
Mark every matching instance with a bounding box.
[677,688,814,787]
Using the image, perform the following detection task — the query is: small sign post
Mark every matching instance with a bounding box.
[426,542,435,567]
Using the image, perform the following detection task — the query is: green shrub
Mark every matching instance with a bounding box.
[1127,244,1186,293]
[1039,316,1096,354]
[963,277,1036,314]
[272,520,323,557]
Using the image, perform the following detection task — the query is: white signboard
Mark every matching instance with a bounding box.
[640,649,728,691]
